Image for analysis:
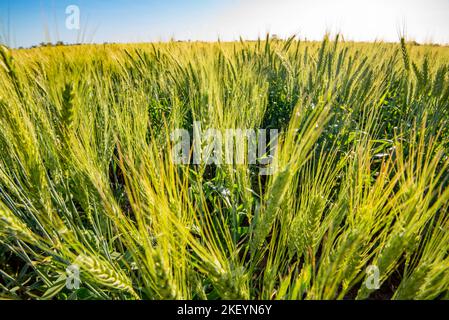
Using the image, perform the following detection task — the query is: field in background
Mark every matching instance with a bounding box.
[1,36,449,299]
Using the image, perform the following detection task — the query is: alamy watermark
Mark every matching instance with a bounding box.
[66,264,80,290]
[365,265,380,290]
[65,5,80,30]
[170,122,279,175]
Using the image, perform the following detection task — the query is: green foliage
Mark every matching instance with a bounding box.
[0,37,449,300]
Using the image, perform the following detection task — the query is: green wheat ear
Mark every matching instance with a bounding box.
[0,202,37,243]
[400,37,410,72]
[0,45,14,74]
[251,167,291,251]
[61,83,76,129]
[0,45,23,99]
[77,255,138,298]
[432,65,446,97]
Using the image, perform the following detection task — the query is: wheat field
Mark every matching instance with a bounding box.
[1,35,449,299]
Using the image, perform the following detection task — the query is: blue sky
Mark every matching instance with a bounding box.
[1,0,449,47]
